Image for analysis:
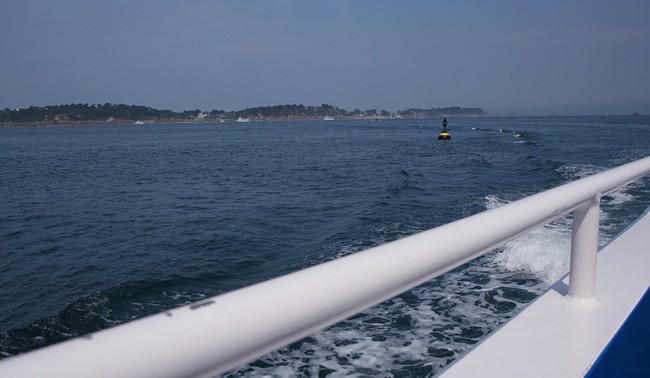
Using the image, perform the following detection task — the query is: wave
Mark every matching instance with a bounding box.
[485,195,571,283]
[3,118,649,375]
[226,253,542,377]
[235,169,650,376]
[225,195,548,376]
[488,158,645,283]
[0,276,211,359]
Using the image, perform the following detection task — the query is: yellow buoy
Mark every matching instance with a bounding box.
[438,117,451,140]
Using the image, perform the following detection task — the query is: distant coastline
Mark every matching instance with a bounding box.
[1,103,486,127]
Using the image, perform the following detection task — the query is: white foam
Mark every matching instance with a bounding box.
[489,165,643,284]
[484,195,572,283]
[557,162,643,236]
[484,194,506,210]
[227,251,541,376]
[603,185,635,206]
[556,163,604,180]
[227,186,642,376]
[494,224,571,283]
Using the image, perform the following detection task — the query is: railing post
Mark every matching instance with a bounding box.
[568,194,601,299]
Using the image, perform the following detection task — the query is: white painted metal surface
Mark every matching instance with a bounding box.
[1,156,649,377]
[441,206,650,377]
[568,195,601,298]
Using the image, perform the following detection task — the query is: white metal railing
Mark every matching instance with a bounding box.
[1,156,650,378]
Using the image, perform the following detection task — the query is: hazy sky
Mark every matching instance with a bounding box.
[2,1,649,115]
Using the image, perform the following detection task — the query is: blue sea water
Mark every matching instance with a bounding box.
[1,116,650,376]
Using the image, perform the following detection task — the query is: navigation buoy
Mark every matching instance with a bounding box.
[437,117,451,140]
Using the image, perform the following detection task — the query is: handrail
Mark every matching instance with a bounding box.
[2,156,650,378]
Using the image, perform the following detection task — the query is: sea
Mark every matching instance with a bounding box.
[1,116,650,376]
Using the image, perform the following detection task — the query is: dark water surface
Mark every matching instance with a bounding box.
[1,116,650,375]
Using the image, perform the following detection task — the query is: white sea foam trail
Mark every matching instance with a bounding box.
[487,160,642,284]
[494,224,571,283]
[484,195,572,283]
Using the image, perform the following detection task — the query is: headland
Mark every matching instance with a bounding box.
[1,103,486,127]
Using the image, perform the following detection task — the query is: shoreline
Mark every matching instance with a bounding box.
[3,114,642,129]
[1,115,456,128]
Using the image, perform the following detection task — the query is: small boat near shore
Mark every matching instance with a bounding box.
[237,117,251,123]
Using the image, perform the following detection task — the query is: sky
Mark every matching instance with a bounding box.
[1,0,649,115]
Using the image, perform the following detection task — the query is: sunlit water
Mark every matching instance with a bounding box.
[1,116,650,376]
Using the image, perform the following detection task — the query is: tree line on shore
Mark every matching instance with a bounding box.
[1,103,485,123]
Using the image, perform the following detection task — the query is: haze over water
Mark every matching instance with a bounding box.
[2,1,649,115]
